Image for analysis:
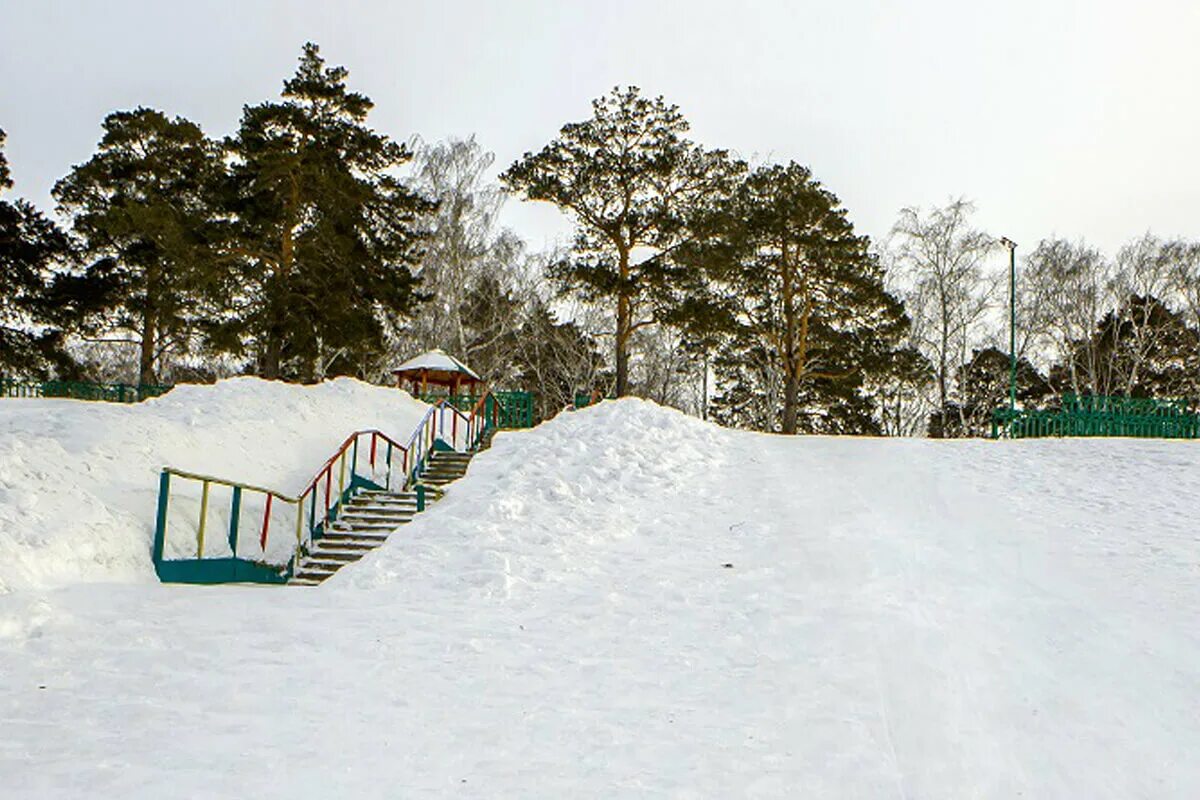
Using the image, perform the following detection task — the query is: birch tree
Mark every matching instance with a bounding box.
[890,200,996,435]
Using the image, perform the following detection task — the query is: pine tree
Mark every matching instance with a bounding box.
[53,108,226,384]
[502,87,740,396]
[222,42,434,381]
[930,348,1051,438]
[0,128,73,377]
[1050,294,1200,399]
[689,162,908,434]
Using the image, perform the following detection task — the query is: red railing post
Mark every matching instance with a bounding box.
[369,432,377,468]
[260,493,273,550]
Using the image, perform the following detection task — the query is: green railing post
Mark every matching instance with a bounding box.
[416,484,426,512]
[153,470,170,564]
[228,486,243,557]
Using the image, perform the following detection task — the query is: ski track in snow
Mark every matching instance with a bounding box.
[1,390,1199,797]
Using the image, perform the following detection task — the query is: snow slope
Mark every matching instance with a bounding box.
[3,397,1200,797]
[0,378,428,593]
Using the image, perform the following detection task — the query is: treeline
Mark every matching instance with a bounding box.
[888,200,1200,437]
[0,44,601,416]
[3,43,1197,434]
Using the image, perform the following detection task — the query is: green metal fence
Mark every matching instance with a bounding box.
[0,378,174,403]
[4,379,173,402]
[992,394,1200,439]
[419,391,534,429]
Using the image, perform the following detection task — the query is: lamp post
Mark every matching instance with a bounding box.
[999,237,1017,411]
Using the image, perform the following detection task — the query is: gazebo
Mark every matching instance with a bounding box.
[391,349,483,397]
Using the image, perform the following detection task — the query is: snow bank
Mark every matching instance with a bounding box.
[0,378,427,593]
[343,397,728,596]
[3,397,1200,796]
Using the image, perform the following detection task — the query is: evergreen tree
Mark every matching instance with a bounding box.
[1050,294,1200,400]
[929,348,1051,438]
[514,300,607,419]
[502,87,739,396]
[222,42,433,380]
[0,128,73,377]
[53,108,226,384]
[690,163,908,434]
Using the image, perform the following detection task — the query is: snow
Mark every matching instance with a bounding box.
[3,394,1200,797]
[0,377,429,593]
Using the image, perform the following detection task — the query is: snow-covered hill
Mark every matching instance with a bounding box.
[0,378,428,593]
[2,392,1199,797]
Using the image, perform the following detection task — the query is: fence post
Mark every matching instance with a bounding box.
[153,471,170,564]
[228,486,242,557]
[416,484,425,512]
[197,480,211,559]
[260,493,274,550]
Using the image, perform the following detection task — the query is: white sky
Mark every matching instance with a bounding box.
[2,0,1198,262]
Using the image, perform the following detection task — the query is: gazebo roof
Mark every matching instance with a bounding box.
[391,349,481,383]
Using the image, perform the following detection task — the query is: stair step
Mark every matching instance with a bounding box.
[330,519,406,531]
[344,500,417,511]
[308,549,366,563]
[293,570,335,583]
[353,493,418,504]
[313,539,384,551]
[317,531,389,543]
[339,510,415,523]
[290,578,324,586]
[311,548,374,561]
[298,559,344,573]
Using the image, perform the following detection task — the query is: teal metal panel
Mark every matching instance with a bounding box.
[153,471,170,563]
[154,558,288,585]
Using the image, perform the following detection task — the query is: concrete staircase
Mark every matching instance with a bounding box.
[289,448,477,586]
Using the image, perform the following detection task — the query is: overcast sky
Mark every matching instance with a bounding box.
[2,0,1198,260]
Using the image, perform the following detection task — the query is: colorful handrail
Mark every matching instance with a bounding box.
[153,428,410,583]
[151,392,505,584]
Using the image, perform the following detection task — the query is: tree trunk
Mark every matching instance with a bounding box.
[782,371,799,434]
[262,178,298,383]
[615,296,630,396]
[781,241,799,435]
[263,318,282,380]
[139,309,157,386]
[614,246,631,397]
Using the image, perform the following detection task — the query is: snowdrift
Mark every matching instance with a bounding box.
[0,378,428,593]
[3,397,1200,797]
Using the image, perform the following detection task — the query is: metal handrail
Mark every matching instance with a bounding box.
[154,427,411,577]
[152,394,503,583]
